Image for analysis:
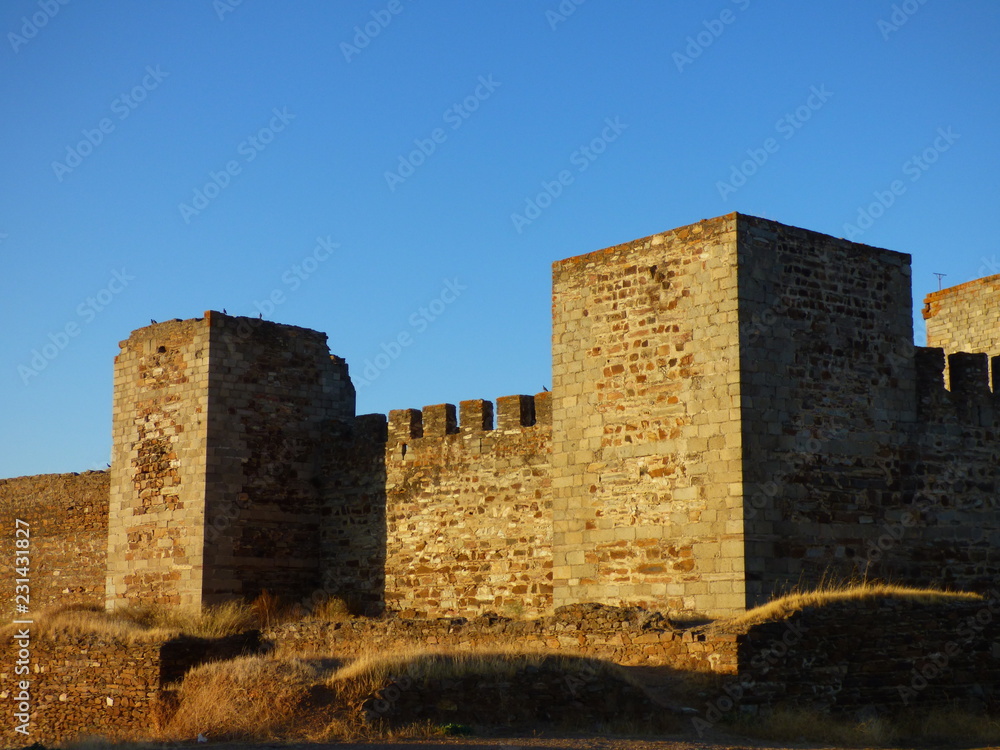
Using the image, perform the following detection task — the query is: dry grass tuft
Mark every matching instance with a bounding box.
[156,654,334,741]
[305,595,353,622]
[0,603,177,643]
[721,579,981,629]
[0,599,259,643]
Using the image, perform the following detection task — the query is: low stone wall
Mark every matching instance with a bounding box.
[6,598,999,744]
[703,597,1000,719]
[267,603,738,674]
[0,629,264,745]
[0,631,160,745]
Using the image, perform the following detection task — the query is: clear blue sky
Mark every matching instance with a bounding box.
[2,1,998,478]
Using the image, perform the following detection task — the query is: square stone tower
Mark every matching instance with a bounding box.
[106,312,354,610]
[550,214,915,616]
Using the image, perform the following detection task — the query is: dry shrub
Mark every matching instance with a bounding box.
[155,655,332,741]
[306,595,352,621]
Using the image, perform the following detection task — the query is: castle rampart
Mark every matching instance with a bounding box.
[381,392,553,617]
[2,213,998,621]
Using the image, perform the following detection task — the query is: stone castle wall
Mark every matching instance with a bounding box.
[891,348,1000,587]
[316,414,389,615]
[200,314,354,605]
[108,312,356,611]
[0,472,109,613]
[382,393,553,618]
[0,632,161,745]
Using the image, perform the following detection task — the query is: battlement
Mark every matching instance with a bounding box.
[387,392,552,442]
[914,347,999,426]
[923,275,1000,392]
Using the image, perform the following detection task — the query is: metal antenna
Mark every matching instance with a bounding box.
[933,272,947,290]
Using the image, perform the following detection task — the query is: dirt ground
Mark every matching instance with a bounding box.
[184,733,1000,750]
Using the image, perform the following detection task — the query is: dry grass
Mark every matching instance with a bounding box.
[156,654,333,741]
[153,644,643,742]
[329,643,630,700]
[305,595,353,622]
[4,590,355,645]
[720,580,981,629]
[1,599,259,643]
[730,706,1000,747]
[731,707,901,746]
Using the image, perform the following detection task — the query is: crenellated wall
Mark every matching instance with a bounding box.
[923,273,1000,388]
[890,347,1000,586]
[383,392,552,617]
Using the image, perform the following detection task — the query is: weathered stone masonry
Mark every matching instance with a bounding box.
[1,213,998,621]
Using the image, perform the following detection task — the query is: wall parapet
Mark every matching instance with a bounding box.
[387,392,551,444]
[914,346,998,426]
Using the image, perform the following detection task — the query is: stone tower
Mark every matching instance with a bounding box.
[550,214,916,615]
[106,311,354,610]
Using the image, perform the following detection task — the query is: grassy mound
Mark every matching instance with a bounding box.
[718,580,981,629]
[154,647,675,742]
